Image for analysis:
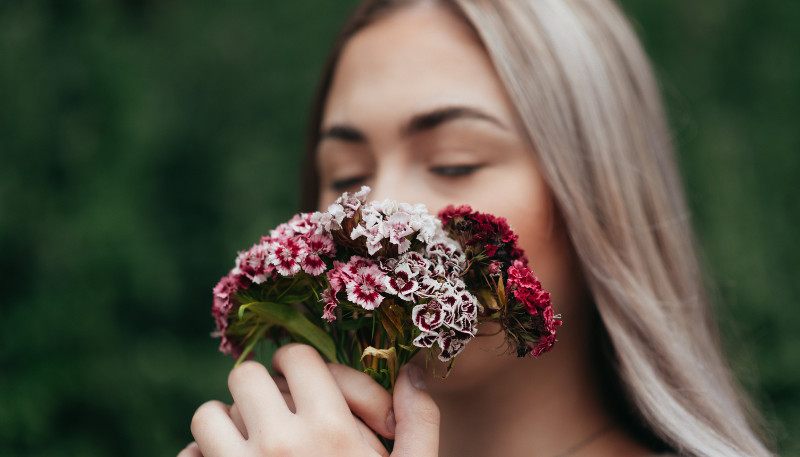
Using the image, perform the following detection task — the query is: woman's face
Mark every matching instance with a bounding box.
[316,3,585,390]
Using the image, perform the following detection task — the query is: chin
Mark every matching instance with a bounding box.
[412,324,519,395]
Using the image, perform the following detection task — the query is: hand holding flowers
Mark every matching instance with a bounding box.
[183,344,441,457]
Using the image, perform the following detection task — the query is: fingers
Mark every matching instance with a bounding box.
[190,401,246,457]
[177,442,202,457]
[391,364,440,457]
[328,363,396,439]
[271,343,351,417]
[227,361,292,429]
[228,403,248,439]
[353,415,391,457]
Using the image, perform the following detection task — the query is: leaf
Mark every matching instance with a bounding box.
[239,302,338,362]
[384,304,406,337]
[479,289,499,310]
[379,315,398,341]
[496,275,507,310]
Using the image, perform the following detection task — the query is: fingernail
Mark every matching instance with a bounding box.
[408,365,426,389]
[386,408,396,434]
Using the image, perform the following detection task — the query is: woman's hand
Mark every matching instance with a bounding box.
[179,344,439,457]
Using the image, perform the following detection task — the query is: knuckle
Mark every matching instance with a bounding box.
[413,398,440,427]
[257,438,293,456]
[273,343,317,368]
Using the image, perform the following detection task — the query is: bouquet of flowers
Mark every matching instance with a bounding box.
[211,187,561,391]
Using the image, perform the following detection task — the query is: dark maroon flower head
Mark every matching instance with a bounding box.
[437,205,474,225]
[437,205,526,264]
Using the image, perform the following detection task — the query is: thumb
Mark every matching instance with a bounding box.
[391,364,440,457]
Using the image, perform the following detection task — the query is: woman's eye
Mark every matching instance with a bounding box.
[330,175,368,191]
[429,164,483,177]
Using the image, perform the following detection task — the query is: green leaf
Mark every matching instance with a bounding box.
[240,302,338,362]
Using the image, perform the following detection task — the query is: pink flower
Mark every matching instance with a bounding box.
[327,260,348,297]
[320,289,338,322]
[212,274,238,317]
[343,259,388,310]
[234,242,274,285]
[271,237,308,276]
[301,233,335,276]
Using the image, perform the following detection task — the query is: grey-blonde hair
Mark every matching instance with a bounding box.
[300,0,773,455]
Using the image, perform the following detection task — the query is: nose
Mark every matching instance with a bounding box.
[366,162,444,214]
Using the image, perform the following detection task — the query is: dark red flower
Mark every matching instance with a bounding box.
[531,334,556,358]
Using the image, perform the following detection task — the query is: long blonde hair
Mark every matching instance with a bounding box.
[300,1,773,455]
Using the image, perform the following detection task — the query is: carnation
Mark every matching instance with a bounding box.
[211,187,561,390]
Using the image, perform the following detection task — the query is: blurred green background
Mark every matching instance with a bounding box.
[0,0,797,455]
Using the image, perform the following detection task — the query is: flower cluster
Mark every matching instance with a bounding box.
[437,205,562,358]
[212,187,561,389]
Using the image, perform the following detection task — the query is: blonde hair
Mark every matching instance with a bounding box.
[300,0,773,455]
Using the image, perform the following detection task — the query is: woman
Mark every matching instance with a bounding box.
[182,0,774,455]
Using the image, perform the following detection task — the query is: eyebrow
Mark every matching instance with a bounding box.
[318,105,507,144]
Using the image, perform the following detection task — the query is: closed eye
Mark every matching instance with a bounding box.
[429,164,483,176]
[331,175,369,191]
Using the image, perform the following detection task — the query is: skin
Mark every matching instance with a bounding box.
[184,3,655,456]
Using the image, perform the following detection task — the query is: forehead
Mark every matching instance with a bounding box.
[322,3,517,130]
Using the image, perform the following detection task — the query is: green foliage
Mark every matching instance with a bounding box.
[0,0,797,455]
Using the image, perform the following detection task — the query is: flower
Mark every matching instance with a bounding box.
[342,258,389,310]
[385,262,420,301]
[320,289,338,322]
[301,233,335,276]
[271,237,308,276]
[507,261,551,315]
[212,188,560,389]
[212,274,238,317]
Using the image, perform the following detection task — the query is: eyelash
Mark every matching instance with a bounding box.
[429,164,483,176]
[331,175,368,191]
[329,165,482,191]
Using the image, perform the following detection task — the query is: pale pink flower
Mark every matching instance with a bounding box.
[336,185,370,218]
[311,203,347,232]
[385,211,414,253]
[350,221,385,255]
[287,213,316,236]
